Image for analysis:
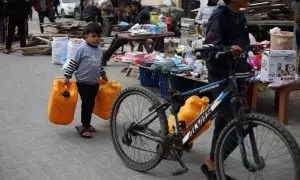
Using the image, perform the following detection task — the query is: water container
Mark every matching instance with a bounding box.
[168,96,211,142]
[93,80,122,120]
[48,78,78,125]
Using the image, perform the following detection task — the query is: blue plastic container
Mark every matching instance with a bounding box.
[139,67,159,87]
[159,74,169,99]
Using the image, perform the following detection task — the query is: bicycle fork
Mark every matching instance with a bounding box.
[231,97,265,172]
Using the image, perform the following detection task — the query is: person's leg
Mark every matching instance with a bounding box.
[206,73,233,171]
[46,8,55,23]
[102,36,128,64]
[101,18,111,37]
[296,27,300,51]
[17,18,26,47]
[76,82,99,129]
[25,18,28,38]
[38,11,45,33]
[5,17,17,52]
[0,18,5,43]
[54,5,60,18]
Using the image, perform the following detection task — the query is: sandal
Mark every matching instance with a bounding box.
[201,164,217,180]
[75,126,92,138]
[201,164,236,180]
[87,125,96,133]
[3,49,11,54]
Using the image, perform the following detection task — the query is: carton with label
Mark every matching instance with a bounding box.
[261,50,297,82]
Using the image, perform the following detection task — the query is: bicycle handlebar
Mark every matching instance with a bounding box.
[194,44,264,59]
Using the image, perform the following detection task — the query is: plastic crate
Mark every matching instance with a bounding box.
[139,67,159,87]
[159,74,169,99]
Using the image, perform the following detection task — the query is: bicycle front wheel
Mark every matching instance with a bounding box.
[215,113,300,180]
[110,86,168,172]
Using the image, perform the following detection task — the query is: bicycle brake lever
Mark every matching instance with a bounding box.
[215,52,226,59]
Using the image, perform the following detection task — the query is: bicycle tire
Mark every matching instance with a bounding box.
[110,86,168,172]
[215,113,300,180]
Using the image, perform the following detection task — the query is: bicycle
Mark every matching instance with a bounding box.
[110,44,300,179]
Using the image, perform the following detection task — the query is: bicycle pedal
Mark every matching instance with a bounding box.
[172,167,188,176]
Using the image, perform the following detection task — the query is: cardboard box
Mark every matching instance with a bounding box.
[261,50,297,82]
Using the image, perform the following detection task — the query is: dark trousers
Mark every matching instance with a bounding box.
[0,18,5,43]
[53,5,60,18]
[6,16,26,49]
[208,73,248,161]
[296,28,300,51]
[38,9,55,33]
[76,82,99,128]
[103,36,128,62]
[208,73,233,161]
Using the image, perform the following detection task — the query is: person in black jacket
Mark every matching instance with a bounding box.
[0,0,5,43]
[129,1,153,25]
[200,0,250,179]
[3,0,31,54]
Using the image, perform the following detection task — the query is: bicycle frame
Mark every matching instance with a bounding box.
[130,76,237,145]
[179,78,234,145]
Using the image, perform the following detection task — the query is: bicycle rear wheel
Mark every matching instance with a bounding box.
[215,113,300,180]
[110,86,168,172]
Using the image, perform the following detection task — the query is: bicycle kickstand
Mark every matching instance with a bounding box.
[170,148,188,176]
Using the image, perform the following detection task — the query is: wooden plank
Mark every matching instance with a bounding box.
[247,20,293,26]
[33,37,52,45]
[29,33,82,38]
[249,2,270,7]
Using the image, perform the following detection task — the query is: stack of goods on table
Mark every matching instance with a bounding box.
[128,13,170,36]
[136,37,210,98]
[115,52,155,64]
[246,27,298,88]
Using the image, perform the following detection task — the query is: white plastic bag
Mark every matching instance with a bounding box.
[249,33,257,45]
[270,27,281,35]
[62,38,85,70]
[52,37,69,65]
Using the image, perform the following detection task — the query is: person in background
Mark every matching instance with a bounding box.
[0,0,5,43]
[129,1,154,25]
[32,0,55,33]
[97,0,114,37]
[3,0,31,54]
[53,0,60,19]
[82,3,102,22]
[101,1,154,66]
[63,22,108,138]
[194,0,219,37]
[201,0,250,179]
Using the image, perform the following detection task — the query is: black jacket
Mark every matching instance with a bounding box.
[3,0,31,18]
[132,6,154,24]
[204,5,250,75]
[0,0,4,18]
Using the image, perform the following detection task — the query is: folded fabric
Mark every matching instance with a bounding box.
[119,21,129,26]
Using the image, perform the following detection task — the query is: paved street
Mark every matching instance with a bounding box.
[0,13,300,180]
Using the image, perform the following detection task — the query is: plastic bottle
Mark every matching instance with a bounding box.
[164,38,176,57]
[93,80,122,120]
[168,96,211,142]
[184,50,194,66]
[48,78,78,125]
[158,14,166,26]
